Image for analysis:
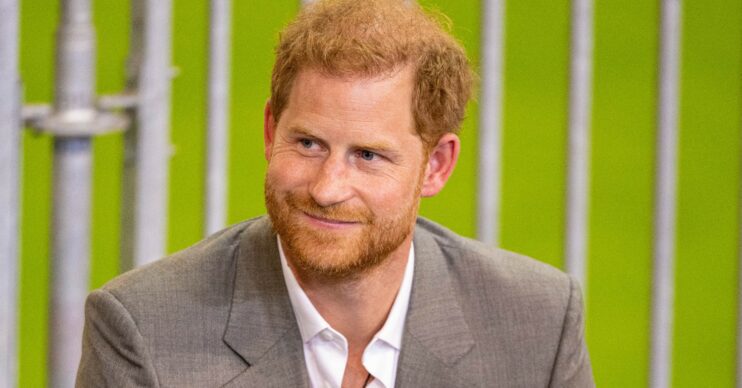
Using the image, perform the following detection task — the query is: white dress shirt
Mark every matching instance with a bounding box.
[278,237,415,388]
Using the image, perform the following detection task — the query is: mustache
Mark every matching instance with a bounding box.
[286,193,374,224]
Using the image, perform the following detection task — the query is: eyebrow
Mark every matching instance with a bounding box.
[287,126,314,137]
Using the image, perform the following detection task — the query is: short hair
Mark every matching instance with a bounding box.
[270,0,474,148]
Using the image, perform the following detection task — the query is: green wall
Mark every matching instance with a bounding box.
[587,0,658,384]
[17,0,742,386]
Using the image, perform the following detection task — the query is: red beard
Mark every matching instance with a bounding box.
[264,177,418,280]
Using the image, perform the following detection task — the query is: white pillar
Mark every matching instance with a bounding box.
[0,0,21,386]
[205,0,232,235]
[736,125,742,388]
[650,0,682,386]
[49,138,92,388]
[476,0,505,246]
[564,0,594,287]
[47,1,97,386]
[121,0,173,268]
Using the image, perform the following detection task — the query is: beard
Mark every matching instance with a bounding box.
[264,176,421,280]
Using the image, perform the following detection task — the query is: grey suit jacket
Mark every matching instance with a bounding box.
[76,216,593,387]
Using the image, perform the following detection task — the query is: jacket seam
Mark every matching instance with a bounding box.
[104,288,163,387]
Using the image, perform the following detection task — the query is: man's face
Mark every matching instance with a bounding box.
[263,67,427,279]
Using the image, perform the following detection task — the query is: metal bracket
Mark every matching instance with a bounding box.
[23,93,134,137]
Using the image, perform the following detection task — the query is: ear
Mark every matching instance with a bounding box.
[263,100,277,161]
[420,133,460,197]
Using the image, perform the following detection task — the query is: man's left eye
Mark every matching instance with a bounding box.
[358,150,376,161]
[300,139,315,148]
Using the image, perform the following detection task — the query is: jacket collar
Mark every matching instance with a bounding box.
[395,222,476,386]
[222,217,310,387]
[221,217,475,386]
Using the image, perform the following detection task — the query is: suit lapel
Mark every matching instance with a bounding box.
[222,217,310,387]
[396,224,478,386]
[220,217,478,386]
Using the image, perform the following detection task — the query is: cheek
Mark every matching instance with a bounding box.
[358,180,419,214]
[267,155,316,189]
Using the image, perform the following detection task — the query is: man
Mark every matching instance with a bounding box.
[77,0,594,387]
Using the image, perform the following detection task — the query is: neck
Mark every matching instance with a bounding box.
[286,238,412,349]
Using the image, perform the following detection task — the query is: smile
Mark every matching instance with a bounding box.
[301,212,362,228]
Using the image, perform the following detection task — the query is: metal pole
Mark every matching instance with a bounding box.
[49,139,92,388]
[737,101,742,388]
[205,0,232,235]
[564,0,594,287]
[650,0,682,387]
[476,0,505,246]
[0,0,21,386]
[738,163,742,388]
[48,1,95,386]
[121,0,173,269]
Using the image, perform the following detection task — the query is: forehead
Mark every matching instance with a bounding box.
[282,67,418,139]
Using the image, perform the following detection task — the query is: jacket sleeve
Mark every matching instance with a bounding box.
[76,289,160,388]
[548,277,595,388]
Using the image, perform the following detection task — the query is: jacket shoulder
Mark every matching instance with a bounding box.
[413,218,592,386]
[79,217,274,386]
[415,216,572,292]
[101,216,271,305]
[414,217,575,326]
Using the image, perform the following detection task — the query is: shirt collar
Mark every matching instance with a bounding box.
[278,236,415,350]
[372,243,414,350]
[278,237,329,343]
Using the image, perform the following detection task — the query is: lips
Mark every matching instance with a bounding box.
[301,211,362,226]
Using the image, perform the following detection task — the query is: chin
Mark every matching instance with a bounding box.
[285,236,384,279]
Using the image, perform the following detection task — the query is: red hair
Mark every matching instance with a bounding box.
[270,0,474,148]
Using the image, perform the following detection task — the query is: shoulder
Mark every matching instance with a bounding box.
[412,218,591,385]
[415,216,571,285]
[100,216,272,307]
[414,217,574,311]
[80,217,274,385]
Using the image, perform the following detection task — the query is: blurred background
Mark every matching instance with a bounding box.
[12,0,742,386]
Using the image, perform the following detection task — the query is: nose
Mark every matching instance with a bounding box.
[308,154,354,207]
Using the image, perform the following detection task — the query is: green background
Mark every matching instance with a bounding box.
[17,0,742,386]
